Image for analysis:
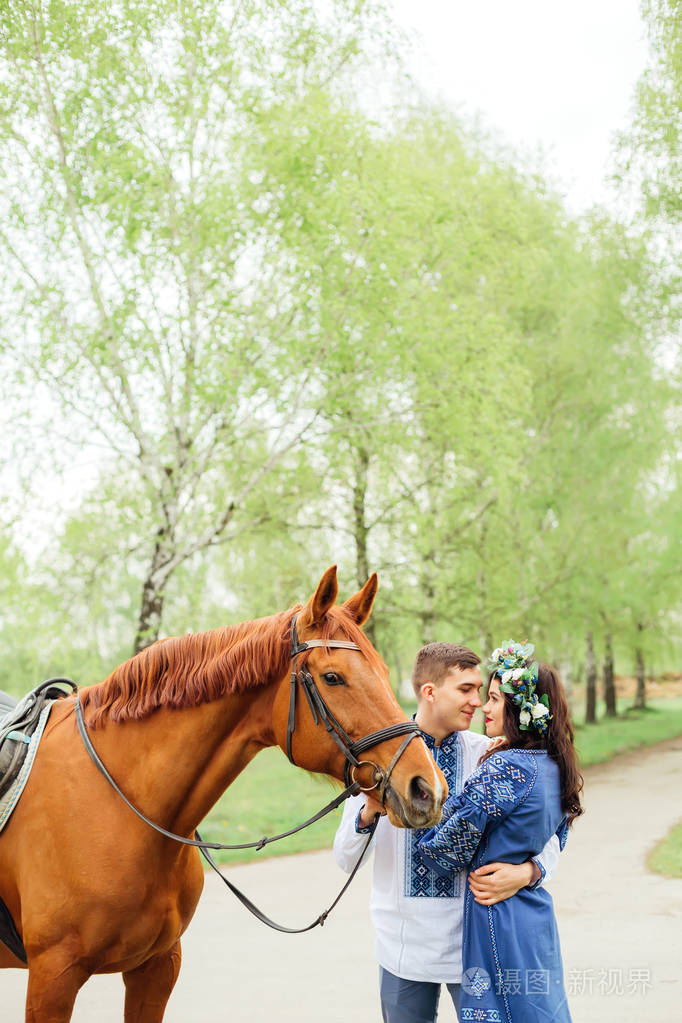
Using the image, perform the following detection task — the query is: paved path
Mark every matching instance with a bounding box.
[4,738,682,1021]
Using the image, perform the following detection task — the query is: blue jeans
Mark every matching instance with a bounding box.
[379,966,461,1023]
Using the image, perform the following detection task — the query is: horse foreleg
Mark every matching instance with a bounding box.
[25,954,89,1023]
[122,940,182,1023]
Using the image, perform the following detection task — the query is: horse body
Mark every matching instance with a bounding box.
[0,569,446,1021]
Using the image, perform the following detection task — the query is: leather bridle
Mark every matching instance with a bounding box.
[285,613,421,799]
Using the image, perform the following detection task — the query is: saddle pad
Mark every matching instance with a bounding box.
[0,703,53,834]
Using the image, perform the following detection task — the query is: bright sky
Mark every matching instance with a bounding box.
[390,0,649,213]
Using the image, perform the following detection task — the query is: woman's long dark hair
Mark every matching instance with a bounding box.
[482,662,584,827]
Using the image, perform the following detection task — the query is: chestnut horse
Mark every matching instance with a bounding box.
[0,567,445,1022]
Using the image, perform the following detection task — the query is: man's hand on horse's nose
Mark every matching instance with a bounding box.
[359,795,386,827]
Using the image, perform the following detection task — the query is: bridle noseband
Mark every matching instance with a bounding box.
[285,613,421,801]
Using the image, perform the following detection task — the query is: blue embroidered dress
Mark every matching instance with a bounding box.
[417,748,571,1023]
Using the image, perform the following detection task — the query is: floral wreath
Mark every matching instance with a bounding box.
[487,640,552,736]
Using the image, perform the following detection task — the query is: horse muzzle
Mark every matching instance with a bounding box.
[383,774,443,829]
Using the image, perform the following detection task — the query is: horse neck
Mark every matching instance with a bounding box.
[156,688,282,833]
[90,683,282,841]
[84,617,291,838]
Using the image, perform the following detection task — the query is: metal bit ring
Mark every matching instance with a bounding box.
[350,760,382,792]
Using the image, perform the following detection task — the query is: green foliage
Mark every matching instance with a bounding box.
[0,0,679,700]
[619,0,682,226]
[616,0,681,324]
[0,0,399,652]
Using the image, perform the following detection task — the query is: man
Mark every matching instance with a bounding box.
[333,642,560,1023]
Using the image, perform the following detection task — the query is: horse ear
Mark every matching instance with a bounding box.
[343,573,378,627]
[299,565,339,628]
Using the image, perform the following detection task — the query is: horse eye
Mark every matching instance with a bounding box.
[322,672,344,686]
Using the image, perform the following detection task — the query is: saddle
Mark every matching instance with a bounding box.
[0,678,77,964]
[0,678,77,800]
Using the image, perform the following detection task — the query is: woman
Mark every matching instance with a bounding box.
[417,641,583,1023]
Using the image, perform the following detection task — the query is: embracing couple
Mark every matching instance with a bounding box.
[334,640,583,1023]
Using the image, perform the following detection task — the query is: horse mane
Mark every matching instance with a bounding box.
[80,603,387,728]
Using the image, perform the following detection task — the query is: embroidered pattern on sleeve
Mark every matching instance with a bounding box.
[403,731,463,898]
[464,753,530,818]
[420,816,483,872]
[418,752,532,872]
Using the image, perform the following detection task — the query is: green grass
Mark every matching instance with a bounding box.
[648,819,682,878]
[201,696,682,866]
[574,697,682,765]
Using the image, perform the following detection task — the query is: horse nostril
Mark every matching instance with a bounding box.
[410,776,434,805]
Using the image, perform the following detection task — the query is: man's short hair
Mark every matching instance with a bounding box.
[411,642,481,698]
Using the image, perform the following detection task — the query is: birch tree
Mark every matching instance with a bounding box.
[0,0,394,650]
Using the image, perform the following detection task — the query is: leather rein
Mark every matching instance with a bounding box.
[72,614,422,933]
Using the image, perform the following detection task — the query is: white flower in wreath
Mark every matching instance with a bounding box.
[512,668,525,680]
[531,702,550,720]
[519,709,531,727]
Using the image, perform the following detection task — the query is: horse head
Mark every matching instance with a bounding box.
[272,566,446,829]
